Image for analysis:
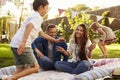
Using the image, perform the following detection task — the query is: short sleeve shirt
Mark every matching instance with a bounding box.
[10,12,43,48]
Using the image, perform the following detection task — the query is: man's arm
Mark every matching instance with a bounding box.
[31,37,44,58]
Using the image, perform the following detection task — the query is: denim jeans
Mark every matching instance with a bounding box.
[55,60,91,74]
[34,52,55,70]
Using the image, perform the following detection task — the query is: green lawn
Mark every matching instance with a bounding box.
[0,43,120,68]
[0,43,15,68]
[92,43,120,59]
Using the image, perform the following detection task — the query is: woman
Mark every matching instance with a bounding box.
[55,24,95,74]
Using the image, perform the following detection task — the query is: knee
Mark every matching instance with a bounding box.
[33,63,39,72]
[82,60,91,70]
[55,61,61,69]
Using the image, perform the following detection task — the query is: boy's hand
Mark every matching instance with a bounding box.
[17,42,25,55]
[55,38,65,43]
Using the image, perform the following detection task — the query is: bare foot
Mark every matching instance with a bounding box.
[103,54,108,58]
[6,76,14,80]
[99,55,108,58]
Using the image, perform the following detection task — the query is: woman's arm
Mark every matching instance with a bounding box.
[56,46,70,57]
[88,43,96,58]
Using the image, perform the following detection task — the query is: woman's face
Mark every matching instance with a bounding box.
[75,26,83,38]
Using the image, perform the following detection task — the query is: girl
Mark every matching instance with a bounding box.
[90,22,116,58]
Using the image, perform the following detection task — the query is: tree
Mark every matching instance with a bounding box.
[59,4,93,41]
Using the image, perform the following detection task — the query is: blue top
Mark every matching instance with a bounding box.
[31,36,68,62]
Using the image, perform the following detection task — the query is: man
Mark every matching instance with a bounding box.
[32,24,68,70]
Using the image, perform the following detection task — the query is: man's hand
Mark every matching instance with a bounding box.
[35,48,43,58]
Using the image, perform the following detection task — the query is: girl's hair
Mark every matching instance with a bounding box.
[33,0,49,11]
[73,24,88,60]
[90,22,102,31]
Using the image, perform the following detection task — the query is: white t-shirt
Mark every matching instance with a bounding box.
[10,12,43,48]
[68,38,92,62]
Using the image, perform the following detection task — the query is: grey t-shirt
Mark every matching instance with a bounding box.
[48,41,54,61]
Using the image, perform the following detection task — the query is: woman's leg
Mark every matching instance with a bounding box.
[71,60,91,74]
[55,61,76,73]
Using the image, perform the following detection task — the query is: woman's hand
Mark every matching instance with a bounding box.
[56,46,65,53]
[88,43,96,51]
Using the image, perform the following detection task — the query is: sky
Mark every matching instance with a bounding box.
[48,0,120,9]
[47,0,120,19]
[1,0,120,20]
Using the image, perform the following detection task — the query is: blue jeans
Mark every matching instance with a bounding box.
[34,52,55,70]
[55,60,91,74]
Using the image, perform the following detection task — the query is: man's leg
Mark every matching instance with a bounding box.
[38,56,55,70]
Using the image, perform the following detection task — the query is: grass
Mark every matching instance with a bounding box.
[0,43,120,68]
[0,43,15,68]
[92,43,120,59]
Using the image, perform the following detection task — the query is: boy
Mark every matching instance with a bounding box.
[7,0,64,80]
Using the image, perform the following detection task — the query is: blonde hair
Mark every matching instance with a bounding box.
[90,22,102,31]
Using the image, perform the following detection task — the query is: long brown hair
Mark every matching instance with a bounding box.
[73,24,88,61]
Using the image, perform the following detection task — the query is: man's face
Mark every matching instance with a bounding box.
[47,28,57,38]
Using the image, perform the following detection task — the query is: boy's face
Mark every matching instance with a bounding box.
[39,5,49,17]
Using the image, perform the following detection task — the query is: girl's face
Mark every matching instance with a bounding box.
[92,26,97,32]
[75,26,83,38]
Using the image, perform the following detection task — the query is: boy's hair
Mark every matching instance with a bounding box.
[33,0,49,11]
